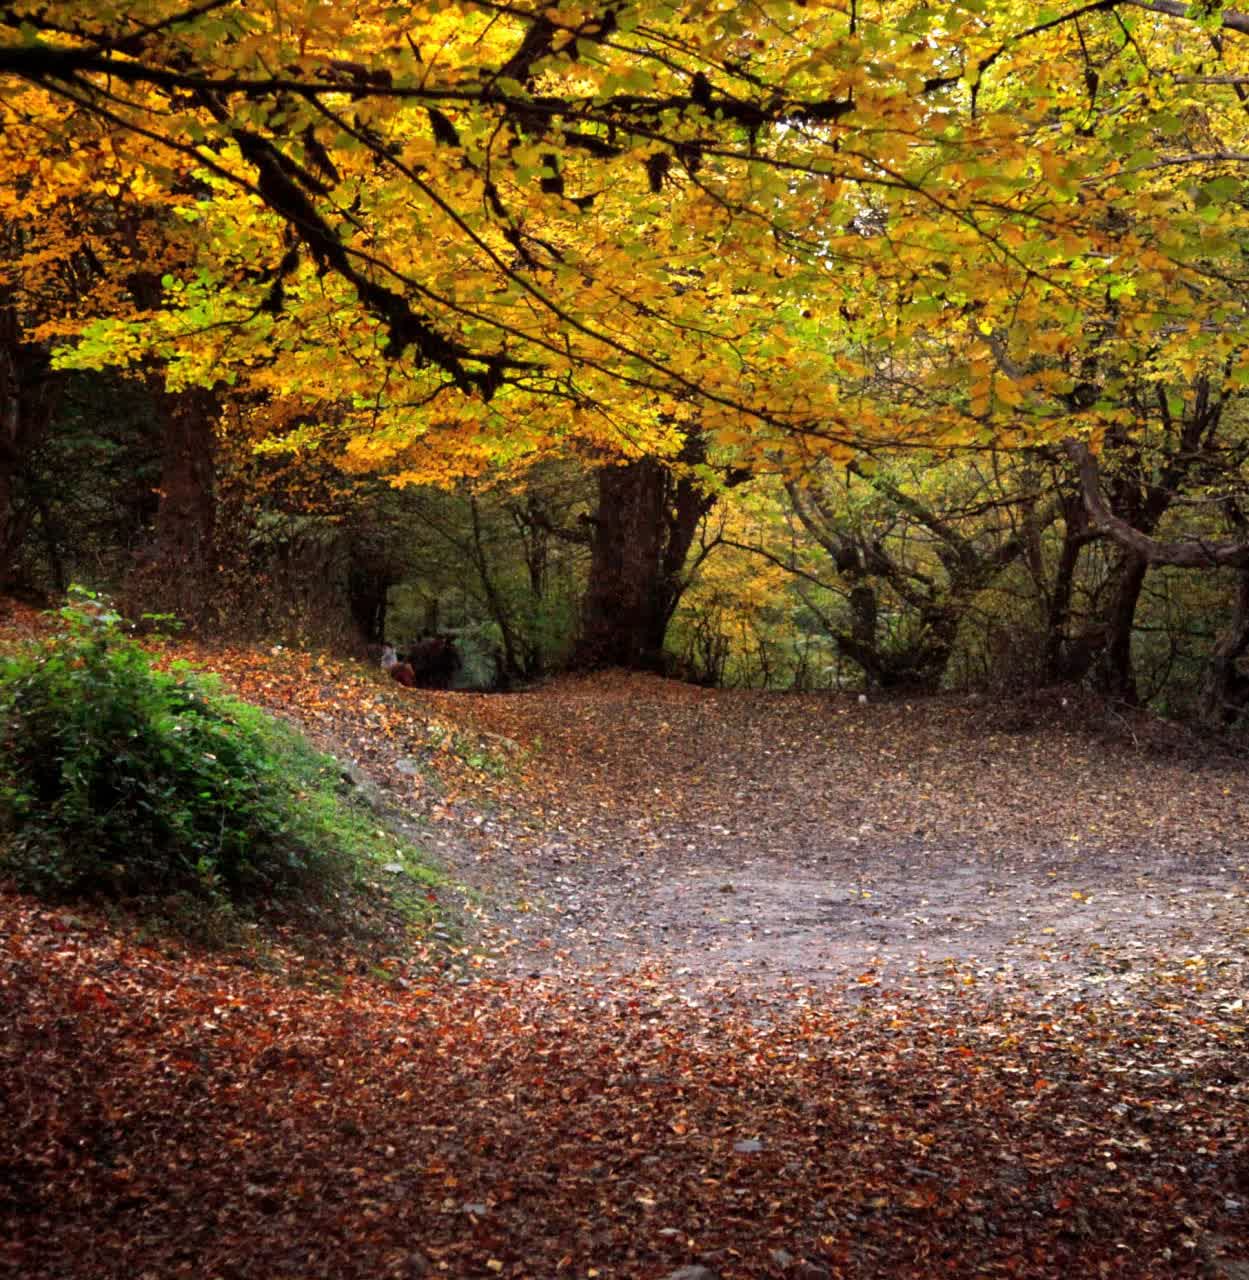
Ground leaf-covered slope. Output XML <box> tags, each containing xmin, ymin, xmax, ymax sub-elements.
<box><xmin>2</xmin><ymin>890</ymin><xmax>1247</xmax><ymax>1280</ymax></box>
<box><xmin>2</xmin><ymin>612</ymin><xmax>1249</xmax><ymax>1278</ymax></box>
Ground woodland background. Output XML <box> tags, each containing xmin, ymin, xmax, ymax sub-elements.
<box><xmin>2</xmin><ymin>0</ymin><xmax>1249</xmax><ymax>721</ymax></box>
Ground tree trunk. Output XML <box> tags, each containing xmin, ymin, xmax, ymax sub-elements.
<box><xmin>154</xmin><ymin>388</ymin><xmax>217</xmax><ymax>570</ymax></box>
<box><xmin>1202</xmin><ymin>570</ymin><xmax>1249</xmax><ymax>725</ymax></box>
<box><xmin>348</xmin><ymin>564</ymin><xmax>391</xmax><ymax>645</ymax></box>
<box><xmin>881</xmin><ymin>605</ymin><xmax>958</xmax><ymax>693</ymax></box>
<box><xmin>469</xmin><ymin>494</ymin><xmax>523</xmax><ymax>677</ymax></box>
<box><xmin>1095</xmin><ymin>551</ymin><xmax>1148</xmax><ymax>703</ymax></box>
<box><xmin>574</xmin><ymin>452</ymin><xmax>715</xmax><ymax>670</ymax></box>
<box><xmin>0</xmin><ymin>304</ymin><xmax>61</xmax><ymax>586</ymax></box>
<box><xmin>1043</xmin><ymin>492</ymin><xmax>1101</xmax><ymax>682</ymax></box>
<box><xmin>848</xmin><ymin>584</ymin><xmax>878</xmax><ymax>686</ymax></box>
<box><xmin>125</xmin><ymin>385</ymin><xmax>218</xmax><ymax>624</ymax></box>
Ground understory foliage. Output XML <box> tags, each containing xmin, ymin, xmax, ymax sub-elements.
<box><xmin>0</xmin><ymin>593</ymin><xmax>369</xmax><ymax>905</ymax></box>
<box><xmin>670</xmin><ymin>444</ymin><xmax>1249</xmax><ymax>718</ymax></box>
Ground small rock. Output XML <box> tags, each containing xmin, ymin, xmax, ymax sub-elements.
<box><xmin>769</xmin><ymin>1248</ymin><xmax>795</xmax><ymax>1268</ymax></box>
<box><xmin>663</xmin><ymin>1268</ymin><xmax>721</xmax><ymax>1280</ymax></box>
<box><xmin>733</xmin><ymin>1138</ymin><xmax>763</xmax><ymax>1154</ymax></box>
<box><xmin>338</xmin><ymin>761</ymin><xmax>384</xmax><ymax>810</ymax></box>
<box><xmin>718</xmin><ymin>883</ymin><xmax>736</xmax><ymax>894</ymax></box>
<box><xmin>462</xmin><ymin>1202</ymin><xmax>488</xmax><ymax>1216</ymax></box>
<box><xmin>382</xmin><ymin>862</ymin><xmax>406</xmax><ymax>873</ymax></box>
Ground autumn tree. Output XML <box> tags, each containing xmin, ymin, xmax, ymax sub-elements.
<box><xmin>3</xmin><ymin>0</ymin><xmax>1249</xmax><ymax>674</ymax></box>
<box><xmin>0</xmin><ymin>66</ymin><xmax>229</xmax><ymax>615</ymax></box>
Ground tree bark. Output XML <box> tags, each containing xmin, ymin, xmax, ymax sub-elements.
<box><xmin>154</xmin><ymin>388</ymin><xmax>217</xmax><ymax>569</ymax></box>
<box><xmin>0</xmin><ymin>304</ymin><xmax>61</xmax><ymax>586</ymax></box>
<box><xmin>124</xmin><ymin>386</ymin><xmax>219</xmax><ymax>623</ymax></box>
<box><xmin>1096</xmin><ymin>550</ymin><xmax>1148</xmax><ymax>702</ymax></box>
<box><xmin>1065</xmin><ymin>433</ymin><xmax>1249</xmax><ymax>703</ymax></box>
<box><xmin>575</xmin><ymin>448</ymin><xmax>717</xmax><ymax>670</ymax></box>
<box><xmin>1066</xmin><ymin>439</ymin><xmax>1249</xmax><ymax>568</ymax></box>
<box><xmin>1202</xmin><ymin>569</ymin><xmax>1249</xmax><ymax>725</ymax></box>
<box><xmin>1042</xmin><ymin>491</ymin><xmax>1100</xmax><ymax>682</ymax></box>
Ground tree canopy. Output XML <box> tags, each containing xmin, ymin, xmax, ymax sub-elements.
<box><xmin>4</xmin><ymin>0</ymin><xmax>1249</xmax><ymax>484</ymax></box>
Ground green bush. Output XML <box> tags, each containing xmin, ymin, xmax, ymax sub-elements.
<box><xmin>0</xmin><ymin>593</ymin><xmax>354</xmax><ymax>904</ymax></box>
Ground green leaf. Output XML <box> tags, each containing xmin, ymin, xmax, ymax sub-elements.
<box><xmin>1201</xmin><ymin>175</ymin><xmax>1240</xmax><ymax>204</ymax></box>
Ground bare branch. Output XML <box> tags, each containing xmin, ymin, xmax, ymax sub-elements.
<box><xmin>1065</xmin><ymin>439</ymin><xmax>1249</xmax><ymax>567</ymax></box>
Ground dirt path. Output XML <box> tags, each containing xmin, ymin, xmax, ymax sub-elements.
<box><xmin>418</xmin><ymin>673</ymin><xmax>1249</xmax><ymax>1001</ymax></box>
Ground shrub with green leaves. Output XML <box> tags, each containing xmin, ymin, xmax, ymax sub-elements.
<box><xmin>0</xmin><ymin>593</ymin><xmax>352</xmax><ymax>904</ymax></box>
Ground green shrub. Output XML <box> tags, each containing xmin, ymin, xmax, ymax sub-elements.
<box><xmin>0</xmin><ymin>592</ymin><xmax>355</xmax><ymax>905</ymax></box>
<box><xmin>451</xmin><ymin>620</ymin><xmax>504</xmax><ymax>690</ymax></box>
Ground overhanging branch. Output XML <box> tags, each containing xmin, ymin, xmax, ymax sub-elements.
<box><xmin>1065</xmin><ymin>439</ymin><xmax>1249</xmax><ymax>568</ymax></box>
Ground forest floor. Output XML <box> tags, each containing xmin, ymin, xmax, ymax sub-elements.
<box><xmin>4</xmin><ymin>614</ymin><xmax>1249</xmax><ymax>1279</ymax></box>
<box><xmin>414</xmin><ymin>672</ymin><xmax>1249</xmax><ymax>1006</ymax></box>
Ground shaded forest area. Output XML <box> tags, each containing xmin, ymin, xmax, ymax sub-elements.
<box><xmin>5</xmin><ymin>364</ymin><xmax>1249</xmax><ymax>727</ymax></box>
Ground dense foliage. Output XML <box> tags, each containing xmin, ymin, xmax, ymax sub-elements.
<box><xmin>2</xmin><ymin>1</ymin><xmax>1249</xmax><ymax>715</ymax></box>
<box><xmin>0</xmin><ymin>595</ymin><xmax>383</xmax><ymax>905</ymax></box>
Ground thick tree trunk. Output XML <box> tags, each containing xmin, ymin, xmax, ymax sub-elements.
<box><xmin>1066</xmin><ymin>436</ymin><xmax>1249</xmax><ymax>711</ymax></box>
<box><xmin>575</xmin><ymin>452</ymin><xmax>715</xmax><ymax>670</ymax></box>
<box><xmin>848</xmin><ymin>584</ymin><xmax>878</xmax><ymax>686</ymax></box>
<box><xmin>576</xmin><ymin>459</ymin><xmax>669</xmax><ymax>668</ymax></box>
<box><xmin>1039</xmin><ymin>491</ymin><xmax>1119</xmax><ymax>685</ymax></box>
<box><xmin>125</xmin><ymin>386</ymin><xmax>218</xmax><ymax>623</ymax></box>
<box><xmin>154</xmin><ymin>388</ymin><xmax>217</xmax><ymax>572</ymax></box>
<box><xmin>1095</xmin><ymin>551</ymin><xmax>1148</xmax><ymax>703</ymax></box>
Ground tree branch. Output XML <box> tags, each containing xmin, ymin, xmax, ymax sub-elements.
<box><xmin>1065</xmin><ymin>439</ymin><xmax>1249</xmax><ymax>567</ymax></box>
<box><xmin>1124</xmin><ymin>0</ymin><xmax>1249</xmax><ymax>35</ymax></box>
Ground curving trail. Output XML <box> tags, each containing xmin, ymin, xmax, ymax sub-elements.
<box><xmin>427</xmin><ymin>672</ymin><xmax>1249</xmax><ymax>1003</ymax></box>
<box><xmin>5</xmin><ymin>625</ymin><xmax>1249</xmax><ymax>1280</ymax></box>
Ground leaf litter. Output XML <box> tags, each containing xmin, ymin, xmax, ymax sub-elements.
<box><xmin>2</xmin><ymin>627</ymin><xmax>1248</xmax><ymax>1279</ymax></box>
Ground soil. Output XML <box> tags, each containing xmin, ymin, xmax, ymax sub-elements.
<box><xmin>403</xmin><ymin>672</ymin><xmax>1249</xmax><ymax>1002</ymax></box>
